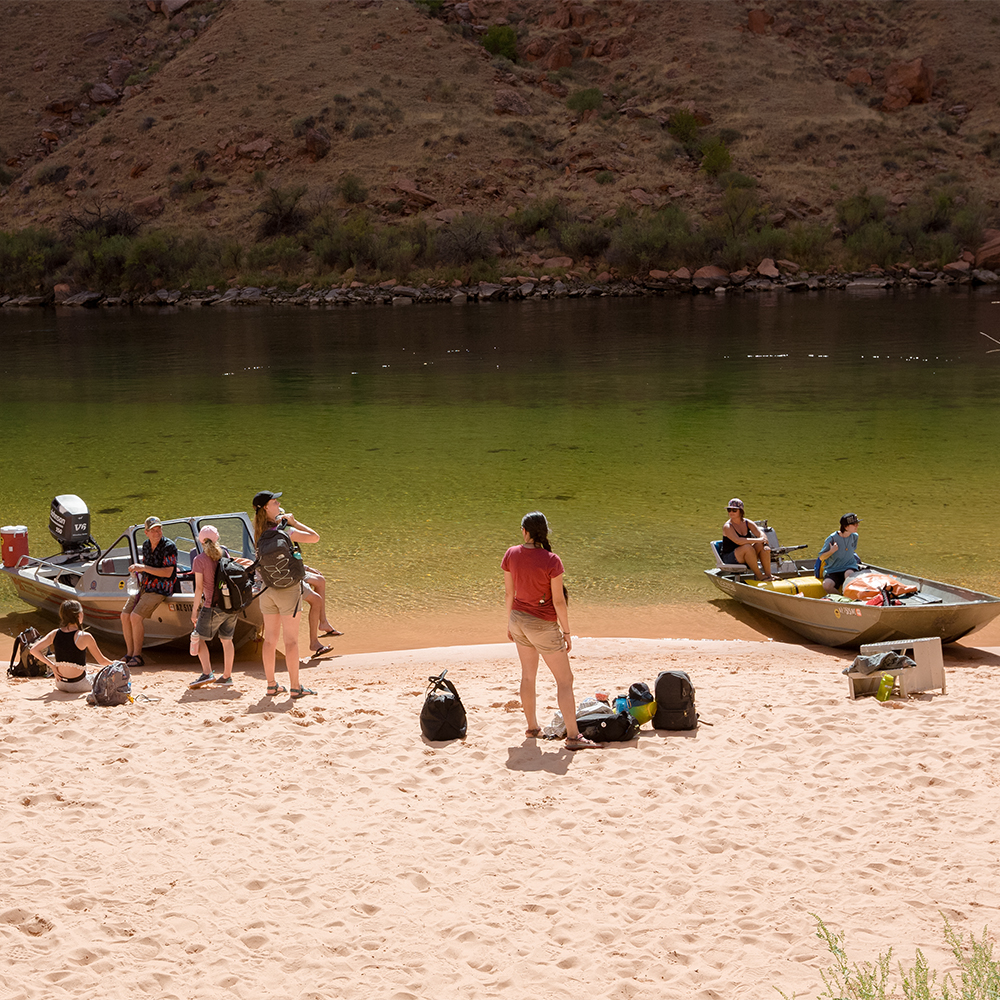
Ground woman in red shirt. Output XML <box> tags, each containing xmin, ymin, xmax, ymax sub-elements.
<box><xmin>502</xmin><ymin>511</ymin><xmax>601</xmax><ymax>751</ymax></box>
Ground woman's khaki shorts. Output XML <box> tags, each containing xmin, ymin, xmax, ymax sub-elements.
<box><xmin>259</xmin><ymin>582</ymin><xmax>302</xmax><ymax>618</ymax></box>
<box><xmin>508</xmin><ymin>610</ymin><xmax>566</xmax><ymax>653</ymax></box>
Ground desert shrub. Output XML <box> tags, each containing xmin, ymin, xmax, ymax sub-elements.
<box><xmin>121</xmin><ymin>231</ymin><xmax>208</xmax><ymax>291</ymax></box>
<box><xmin>605</xmin><ymin>205</ymin><xmax>698</xmax><ymax>273</ymax></box>
<box><xmin>786</xmin><ymin>222</ymin><xmax>835</xmax><ymax>270</ymax></box>
<box><xmin>718</xmin><ymin>170</ymin><xmax>756</xmax><ymax>189</ymax></box>
<box><xmin>69</xmin><ymin>230</ymin><xmax>133</xmax><ymax>290</ymax></box>
<box><xmin>511</xmin><ymin>198</ymin><xmax>569</xmax><ymax>237</ymax></box>
<box><xmin>558</xmin><ymin>220</ymin><xmax>612</xmax><ymax>259</ymax></box>
<box><xmin>63</xmin><ymin>203</ymin><xmax>141</xmax><ymax>239</ymax></box>
<box><xmin>0</xmin><ymin>227</ymin><xmax>70</xmax><ymax>293</ymax></box>
<box><xmin>35</xmin><ymin>163</ymin><xmax>70</xmax><ymax>187</ymax></box>
<box><xmin>255</xmin><ymin>184</ymin><xmax>308</xmax><ymax>238</ymax></box>
<box><xmin>482</xmin><ymin>25</ymin><xmax>517</xmax><ymax>61</ymax></box>
<box><xmin>0</xmin><ymin>165</ymin><xmax>15</xmax><ymax>186</ymax></box>
<box><xmin>351</xmin><ymin>120</ymin><xmax>374</xmax><ymax>140</ymax></box>
<box><xmin>835</xmin><ymin>190</ymin><xmax>888</xmax><ymax>234</ymax></box>
<box><xmin>667</xmin><ymin>109</ymin><xmax>700</xmax><ymax>145</ymax></box>
<box><xmin>245</xmin><ymin>234</ymin><xmax>308</xmax><ymax>276</ymax></box>
<box><xmin>700</xmin><ymin>136</ymin><xmax>732</xmax><ymax>177</ymax></box>
<box><xmin>338</xmin><ymin>173</ymin><xmax>368</xmax><ymax>204</ymax></box>
<box><xmin>951</xmin><ymin>203</ymin><xmax>988</xmax><ymax>249</ymax></box>
<box><xmin>435</xmin><ymin>215</ymin><xmax>498</xmax><ymax>265</ymax></box>
<box><xmin>566</xmin><ymin>87</ymin><xmax>602</xmax><ymax>113</ymax></box>
<box><xmin>778</xmin><ymin>917</ymin><xmax>1000</xmax><ymax>1000</ymax></box>
<box><xmin>595</xmin><ymin>170</ymin><xmax>614</xmax><ymax>185</ymax></box>
<box><xmin>844</xmin><ymin>220</ymin><xmax>902</xmax><ymax>268</ymax></box>
<box><xmin>719</xmin><ymin>186</ymin><xmax>762</xmax><ymax>237</ymax></box>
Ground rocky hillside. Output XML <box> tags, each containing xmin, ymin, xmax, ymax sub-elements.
<box><xmin>2</xmin><ymin>0</ymin><xmax>1000</xmax><ymax>268</ymax></box>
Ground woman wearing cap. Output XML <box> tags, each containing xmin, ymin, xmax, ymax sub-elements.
<box><xmin>720</xmin><ymin>498</ymin><xmax>772</xmax><ymax>581</ymax></box>
<box><xmin>252</xmin><ymin>490</ymin><xmax>320</xmax><ymax>699</ymax></box>
<box><xmin>30</xmin><ymin>599</ymin><xmax>114</xmax><ymax>693</ymax></box>
<box><xmin>502</xmin><ymin>511</ymin><xmax>601</xmax><ymax>751</ymax></box>
<box><xmin>818</xmin><ymin>513</ymin><xmax>862</xmax><ymax>593</ymax></box>
<box><xmin>188</xmin><ymin>525</ymin><xmax>239</xmax><ymax>689</ymax></box>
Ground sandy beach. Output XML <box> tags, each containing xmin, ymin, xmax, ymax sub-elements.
<box><xmin>4</xmin><ymin>624</ymin><xmax>1000</xmax><ymax>1000</ymax></box>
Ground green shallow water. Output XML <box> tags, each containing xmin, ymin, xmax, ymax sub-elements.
<box><xmin>2</xmin><ymin>290</ymin><xmax>1000</xmax><ymax>624</ymax></box>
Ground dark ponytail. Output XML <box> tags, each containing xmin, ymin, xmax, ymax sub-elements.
<box><xmin>521</xmin><ymin>511</ymin><xmax>552</xmax><ymax>552</ymax></box>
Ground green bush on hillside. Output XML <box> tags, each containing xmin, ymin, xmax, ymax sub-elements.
<box><xmin>700</xmin><ymin>136</ymin><xmax>732</xmax><ymax>177</ymax></box>
<box><xmin>836</xmin><ymin>190</ymin><xmax>888</xmax><ymax>235</ymax></box>
<box><xmin>482</xmin><ymin>25</ymin><xmax>517</xmax><ymax>61</ymax></box>
<box><xmin>558</xmin><ymin>221</ymin><xmax>612</xmax><ymax>259</ymax></box>
<box><xmin>844</xmin><ymin>220</ymin><xmax>903</xmax><ymax>269</ymax></box>
<box><xmin>566</xmin><ymin>88</ymin><xmax>603</xmax><ymax>113</ymax></box>
<box><xmin>667</xmin><ymin>109</ymin><xmax>700</xmax><ymax>145</ymax></box>
<box><xmin>435</xmin><ymin>215</ymin><xmax>497</xmax><ymax>265</ymax></box>
<box><xmin>605</xmin><ymin>205</ymin><xmax>700</xmax><ymax>273</ymax></box>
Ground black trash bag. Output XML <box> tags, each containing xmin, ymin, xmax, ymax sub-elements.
<box><xmin>419</xmin><ymin>669</ymin><xmax>467</xmax><ymax>741</ymax></box>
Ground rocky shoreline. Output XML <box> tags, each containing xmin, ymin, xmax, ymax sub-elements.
<box><xmin>3</xmin><ymin>263</ymin><xmax>998</xmax><ymax>310</ymax></box>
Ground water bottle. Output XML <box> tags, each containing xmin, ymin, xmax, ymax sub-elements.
<box><xmin>189</xmin><ymin>630</ymin><xmax>199</xmax><ymax>656</ymax></box>
<box><xmin>875</xmin><ymin>673</ymin><xmax>895</xmax><ymax>701</ymax></box>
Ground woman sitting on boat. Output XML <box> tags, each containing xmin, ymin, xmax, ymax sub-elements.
<box><xmin>818</xmin><ymin>513</ymin><xmax>862</xmax><ymax>593</ymax></box>
<box><xmin>29</xmin><ymin>599</ymin><xmax>114</xmax><ymax>693</ymax></box>
<box><xmin>720</xmin><ymin>498</ymin><xmax>773</xmax><ymax>581</ymax></box>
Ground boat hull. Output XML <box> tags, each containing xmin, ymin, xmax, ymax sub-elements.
<box><xmin>706</xmin><ymin>562</ymin><xmax>1000</xmax><ymax>647</ymax></box>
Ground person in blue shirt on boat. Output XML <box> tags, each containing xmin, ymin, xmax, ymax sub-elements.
<box><xmin>818</xmin><ymin>513</ymin><xmax>862</xmax><ymax>593</ymax></box>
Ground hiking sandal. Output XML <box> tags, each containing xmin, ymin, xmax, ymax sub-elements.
<box><xmin>565</xmin><ymin>734</ymin><xmax>603</xmax><ymax>751</ymax></box>
<box><xmin>265</xmin><ymin>683</ymin><xmax>287</xmax><ymax>697</ymax></box>
<box><xmin>290</xmin><ymin>686</ymin><xmax>316</xmax><ymax>699</ymax></box>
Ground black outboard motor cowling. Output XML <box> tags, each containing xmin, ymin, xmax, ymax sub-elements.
<box><xmin>49</xmin><ymin>494</ymin><xmax>93</xmax><ymax>552</ymax></box>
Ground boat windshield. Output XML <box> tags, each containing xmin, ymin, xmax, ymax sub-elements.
<box><xmin>97</xmin><ymin>533</ymin><xmax>134</xmax><ymax>576</ymax></box>
<box><xmin>195</xmin><ymin>516</ymin><xmax>255</xmax><ymax>561</ymax></box>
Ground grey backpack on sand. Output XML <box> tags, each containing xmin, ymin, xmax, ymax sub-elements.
<box><xmin>89</xmin><ymin>661</ymin><xmax>131</xmax><ymax>706</ymax></box>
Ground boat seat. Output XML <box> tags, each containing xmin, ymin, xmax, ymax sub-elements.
<box><xmin>856</xmin><ymin>637</ymin><xmax>945</xmax><ymax>697</ymax></box>
<box><xmin>711</xmin><ymin>540</ymin><xmax>750</xmax><ymax>575</ymax></box>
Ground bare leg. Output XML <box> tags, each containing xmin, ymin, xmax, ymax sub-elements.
<box><xmin>303</xmin><ymin>586</ymin><xmax>322</xmax><ymax>650</ymax></box>
<box><xmin>306</xmin><ymin>571</ymin><xmax>338</xmax><ymax>633</ymax></box>
<box><xmin>516</xmin><ymin>644</ymin><xmax>541</xmax><ymax>733</ymax></box>
<box><xmin>540</xmin><ymin>648</ymin><xmax>579</xmax><ymax>740</ymax></box>
<box><xmin>220</xmin><ymin>637</ymin><xmax>234</xmax><ymax>679</ymax></box>
<box><xmin>129</xmin><ymin>613</ymin><xmax>146</xmax><ymax>656</ymax></box>
<box><xmin>281</xmin><ymin>612</ymin><xmax>302</xmax><ymax>690</ymax></box>
<box><xmin>261</xmin><ymin>613</ymin><xmax>280</xmax><ymax>686</ymax></box>
<box><xmin>196</xmin><ymin>637</ymin><xmax>212</xmax><ymax>676</ymax></box>
<box><xmin>120</xmin><ymin>611</ymin><xmax>136</xmax><ymax>657</ymax></box>
<box><xmin>736</xmin><ymin>543</ymin><xmax>764</xmax><ymax>580</ymax></box>
<box><xmin>756</xmin><ymin>542</ymin><xmax>773</xmax><ymax>579</ymax></box>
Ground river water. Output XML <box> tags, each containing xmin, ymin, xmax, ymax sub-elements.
<box><xmin>2</xmin><ymin>288</ymin><xmax>999</xmax><ymax>650</ymax></box>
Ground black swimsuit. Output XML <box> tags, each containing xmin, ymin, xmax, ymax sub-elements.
<box><xmin>52</xmin><ymin>628</ymin><xmax>87</xmax><ymax>683</ymax></box>
<box><xmin>720</xmin><ymin>521</ymin><xmax>753</xmax><ymax>558</ymax></box>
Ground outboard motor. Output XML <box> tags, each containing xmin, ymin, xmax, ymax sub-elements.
<box><xmin>49</xmin><ymin>494</ymin><xmax>99</xmax><ymax>557</ymax></box>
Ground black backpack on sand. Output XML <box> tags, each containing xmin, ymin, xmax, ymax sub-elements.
<box><xmin>652</xmin><ymin>670</ymin><xmax>698</xmax><ymax>730</ymax></box>
<box><xmin>577</xmin><ymin>710</ymin><xmax>640</xmax><ymax>743</ymax></box>
<box><xmin>7</xmin><ymin>626</ymin><xmax>46</xmax><ymax>678</ymax></box>
<box><xmin>420</xmin><ymin>670</ymin><xmax>467</xmax><ymax>741</ymax></box>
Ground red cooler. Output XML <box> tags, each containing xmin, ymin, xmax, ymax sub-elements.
<box><xmin>2</xmin><ymin>525</ymin><xmax>29</xmax><ymax>567</ymax></box>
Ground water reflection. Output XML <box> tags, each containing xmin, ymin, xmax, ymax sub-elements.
<box><xmin>2</xmin><ymin>289</ymin><xmax>999</xmax><ymax>623</ymax></box>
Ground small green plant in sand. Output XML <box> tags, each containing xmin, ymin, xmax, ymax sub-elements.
<box><xmin>777</xmin><ymin>916</ymin><xmax>1000</xmax><ymax>1000</ymax></box>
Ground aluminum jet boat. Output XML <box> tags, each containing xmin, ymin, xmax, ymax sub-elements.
<box><xmin>1</xmin><ymin>495</ymin><xmax>263</xmax><ymax>649</ymax></box>
<box><xmin>706</xmin><ymin>521</ymin><xmax>1000</xmax><ymax>647</ymax></box>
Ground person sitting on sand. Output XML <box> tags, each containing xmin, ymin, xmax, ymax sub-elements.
<box><xmin>253</xmin><ymin>490</ymin><xmax>320</xmax><ymax>699</ymax></box>
<box><xmin>818</xmin><ymin>513</ymin><xmax>862</xmax><ymax>593</ymax></box>
<box><xmin>720</xmin><ymin>498</ymin><xmax>773</xmax><ymax>580</ymax></box>
<box><xmin>188</xmin><ymin>525</ymin><xmax>240</xmax><ymax>689</ymax></box>
<box><xmin>501</xmin><ymin>511</ymin><xmax>601</xmax><ymax>752</ymax></box>
<box><xmin>30</xmin><ymin>599</ymin><xmax>114</xmax><ymax>693</ymax></box>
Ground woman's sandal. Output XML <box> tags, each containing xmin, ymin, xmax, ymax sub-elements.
<box><xmin>525</xmin><ymin>728</ymin><xmax>543</xmax><ymax>738</ymax></box>
<box><xmin>565</xmin><ymin>734</ymin><xmax>603</xmax><ymax>751</ymax></box>
<box><xmin>290</xmin><ymin>686</ymin><xmax>317</xmax><ymax>699</ymax></box>
<box><xmin>265</xmin><ymin>683</ymin><xmax>287</xmax><ymax>697</ymax></box>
